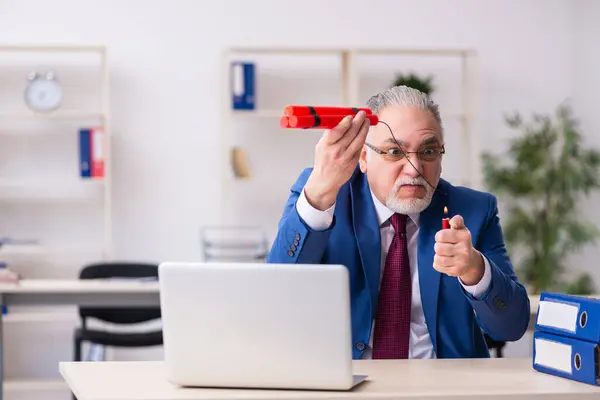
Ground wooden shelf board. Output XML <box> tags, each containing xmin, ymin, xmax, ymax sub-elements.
<box><xmin>0</xmin><ymin>130</ymin><xmax>89</xmax><ymax>137</ymax></box>
<box><xmin>0</xmin><ymin>111</ymin><xmax>105</xmax><ymax>120</ymax></box>
<box><xmin>226</xmin><ymin>47</ymin><xmax>345</xmax><ymax>55</ymax></box>
<box><xmin>0</xmin><ymin>44</ymin><xmax>105</xmax><ymax>53</ymax></box>
<box><xmin>356</xmin><ymin>48</ymin><xmax>476</xmax><ymax>56</ymax></box>
<box><xmin>225</xmin><ymin>47</ymin><xmax>476</xmax><ymax>56</ymax></box>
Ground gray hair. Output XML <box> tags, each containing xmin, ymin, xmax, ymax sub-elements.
<box><xmin>365</xmin><ymin>85</ymin><xmax>443</xmax><ymax>132</ymax></box>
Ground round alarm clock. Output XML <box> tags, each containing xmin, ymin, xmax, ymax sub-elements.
<box><xmin>24</xmin><ymin>70</ymin><xmax>63</xmax><ymax>112</ymax></box>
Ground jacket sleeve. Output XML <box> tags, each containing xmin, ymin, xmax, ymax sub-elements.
<box><xmin>461</xmin><ymin>194</ymin><xmax>531</xmax><ymax>342</ymax></box>
<box><xmin>266</xmin><ymin>168</ymin><xmax>335</xmax><ymax>264</ymax></box>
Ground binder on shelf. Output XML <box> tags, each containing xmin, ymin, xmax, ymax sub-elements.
<box><xmin>533</xmin><ymin>330</ymin><xmax>599</xmax><ymax>386</ymax></box>
<box><xmin>91</xmin><ymin>127</ymin><xmax>105</xmax><ymax>178</ymax></box>
<box><xmin>79</xmin><ymin>128</ymin><xmax>91</xmax><ymax>178</ymax></box>
<box><xmin>0</xmin><ymin>262</ymin><xmax>8</xmax><ymax>314</ymax></box>
<box><xmin>535</xmin><ymin>292</ymin><xmax>600</xmax><ymax>343</ymax></box>
<box><xmin>230</xmin><ymin>61</ymin><xmax>255</xmax><ymax>110</ymax></box>
<box><xmin>79</xmin><ymin>127</ymin><xmax>105</xmax><ymax>179</ymax></box>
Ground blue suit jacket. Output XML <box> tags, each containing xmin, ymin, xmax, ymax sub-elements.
<box><xmin>266</xmin><ymin>167</ymin><xmax>531</xmax><ymax>359</ymax></box>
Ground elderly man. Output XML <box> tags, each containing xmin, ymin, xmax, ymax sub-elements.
<box><xmin>266</xmin><ymin>86</ymin><xmax>530</xmax><ymax>360</ymax></box>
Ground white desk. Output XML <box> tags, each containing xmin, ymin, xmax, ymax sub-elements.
<box><xmin>0</xmin><ymin>279</ymin><xmax>160</xmax><ymax>400</ymax></box>
<box><xmin>0</xmin><ymin>279</ymin><xmax>160</xmax><ymax>306</ymax></box>
<box><xmin>59</xmin><ymin>358</ymin><xmax>600</xmax><ymax>400</ymax></box>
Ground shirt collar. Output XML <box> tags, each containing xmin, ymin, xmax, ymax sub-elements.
<box><xmin>370</xmin><ymin>190</ymin><xmax>420</xmax><ymax>227</ymax></box>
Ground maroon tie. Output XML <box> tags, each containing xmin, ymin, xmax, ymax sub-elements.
<box><xmin>372</xmin><ymin>213</ymin><xmax>412</xmax><ymax>359</ymax></box>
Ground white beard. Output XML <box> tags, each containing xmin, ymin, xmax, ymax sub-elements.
<box><xmin>385</xmin><ymin>176</ymin><xmax>435</xmax><ymax>214</ymax></box>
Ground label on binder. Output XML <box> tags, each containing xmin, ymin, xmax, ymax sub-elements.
<box><xmin>532</xmin><ymin>330</ymin><xmax>600</xmax><ymax>386</ymax></box>
<box><xmin>534</xmin><ymin>337</ymin><xmax>573</xmax><ymax>374</ymax></box>
<box><xmin>537</xmin><ymin>299</ymin><xmax>579</xmax><ymax>333</ymax></box>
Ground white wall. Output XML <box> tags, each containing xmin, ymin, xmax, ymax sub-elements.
<box><xmin>0</xmin><ymin>0</ymin><xmax>597</xmax><ymax>392</ymax></box>
<box><xmin>0</xmin><ymin>0</ymin><xmax>576</xmax><ymax>262</ymax></box>
<box><xmin>569</xmin><ymin>0</ymin><xmax>600</xmax><ymax>288</ymax></box>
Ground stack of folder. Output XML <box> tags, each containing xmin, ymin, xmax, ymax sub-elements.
<box><xmin>532</xmin><ymin>292</ymin><xmax>599</xmax><ymax>386</ymax></box>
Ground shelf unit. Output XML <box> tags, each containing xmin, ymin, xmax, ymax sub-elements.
<box><xmin>0</xmin><ymin>44</ymin><xmax>111</xmax><ymax>398</ymax></box>
<box><xmin>0</xmin><ymin>44</ymin><xmax>111</xmax><ymax>258</ymax></box>
<box><xmin>219</xmin><ymin>47</ymin><xmax>479</xmax><ymax>239</ymax></box>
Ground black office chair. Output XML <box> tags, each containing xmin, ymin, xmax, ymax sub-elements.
<box><xmin>73</xmin><ymin>262</ymin><xmax>163</xmax><ymax>362</ymax></box>
<box><xmin>484</xmin><ymin>333</ymin><xmax>506</xmax><ymax>358</ymax></box>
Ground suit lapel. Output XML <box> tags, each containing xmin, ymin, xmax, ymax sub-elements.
<box><xmin>349</xmin><ymin>170</ymin><xmax>381</xmax><ymax>317</ymax></box>
<box><xmin>417</xmin><ymin>180</ymin><xmax>448</xmax><ymax>355</ymax></box>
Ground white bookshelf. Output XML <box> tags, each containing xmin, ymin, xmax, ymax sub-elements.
<box><xmin>0</xmin><ymin>44</ymin><xmax>111</xmax><ymax>398</ymax></box>
<box><xmin>219</xmin><ymin>47</ymin><xmax>479</xmax><ymax>239</ymax></box>
<box><xmin>0</xmin><ymin>42</ymin><xmax>111</xmax><ymax>253</ymax></box>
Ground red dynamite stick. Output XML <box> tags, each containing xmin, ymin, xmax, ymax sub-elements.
<box><xmin>287</xmin><ymin>114</ymin><xmax>379</xmax><ymax>129</ymax></box>
<box><xmin>280</xmin><ymin>116</ymin><xmax>290</xmax><ymax>128</ymax></box>
<box><xmin>442</xmin><ymin>206</ymin><xmax>450</xmax><ymax>229</ymax></box>
<box><xmin>283</xmin><ymin>105</ymin><xmax>373</xmax><ymax>117</ymax></box>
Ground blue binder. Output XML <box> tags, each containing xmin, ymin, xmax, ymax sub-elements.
<box><xmin>230</xmin><ymin>61</ymin><xmax>255</xmax><ymax>110</ymax></box>
<box><xmin>79</xmin><ymin>128</ymin><xmax>91</xmax><ymax>178</ymax></box>
<box><xmin>533</xmin><ymin>331</ymin><xmax>599</xmax><ymax>386</ymax></box>
<box><xmin>535</xmin><ymin>292</ymin><xmax>600</xmax><ymax>343</ymax></box>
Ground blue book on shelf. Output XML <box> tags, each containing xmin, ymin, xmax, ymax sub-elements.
<box><xmin>0</xmin><ymin>262</ymin><xmax>7</xmax><ymax>314</ymax></box>
<box><xmin>533</xmin><ymin>330</ymin><xmax>599</xmax><ymax>386</ymax></box>
<box><xmin>535</xmin><ymin>292</ymin><xmax>600</xmax><ymax>344</ymax></box>
<box><xmin>79</xmin><ymin>128</ymin><xmax>91</xmax><ymax>178</ymax></box>
<box><xmin>230</xmin><ymin>61</ymin><xmax>255</xmax><ymax>110</ymax></box>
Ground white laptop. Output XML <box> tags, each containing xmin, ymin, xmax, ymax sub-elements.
<box><xmin>158</xmin><ymin>261</ymin><xmax>367</xmax><ymax>391</ymax></box>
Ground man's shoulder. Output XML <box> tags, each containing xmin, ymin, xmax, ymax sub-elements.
<box><xmin>298</xmin><ymin>167</ymin><xmax>314</xmax><ymax>181</ymax></box>
<box><xmin>291</xmin><ymin>167</ymin><xmax>314</xmax><ymax>191</ymax></box>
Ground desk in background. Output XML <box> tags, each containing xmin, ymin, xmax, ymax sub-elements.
<box><xmin>60</xmin><ymin>358</ymin><xmax>600</xmax><ymax>400</ymax></box>
<box><xmin>0</xmin><ymin>279</ymin><xmax>160</xmax><ymax>400</ymax></box>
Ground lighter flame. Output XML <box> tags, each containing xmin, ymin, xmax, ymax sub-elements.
<box><xmin>444</xmin><ymin>206</ymin><xmax>448</xmax><ymax>215</ymax></box>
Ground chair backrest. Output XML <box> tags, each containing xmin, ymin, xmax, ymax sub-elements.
<box><xmin>79</xmin><ymin>262</ymin><xmax>161</xmax><ymax>325</ymax></box>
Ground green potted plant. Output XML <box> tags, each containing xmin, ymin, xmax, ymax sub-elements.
<box><xmin>392</xmin><ymin>73</ymin><xmax>435</xmax><ymax>94</ymax></box>
<box><xmin>481</xmin><ymin>103</ymin><xmax>600</xmax><ymax>295</ymax></box>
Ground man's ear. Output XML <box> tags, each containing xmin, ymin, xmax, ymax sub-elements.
<box><xmin>359</xmin><ymin>147</ymin><xmax>368</xmax><ymax>173</ymax></box>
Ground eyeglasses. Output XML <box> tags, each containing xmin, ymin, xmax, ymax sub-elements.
<box><xmin>365</xmin><ymin>120</ymin><xmax>446</xmax><ymax>163</ymax></box>
<box><xmin>365</xmin><ymin>142</ymin><xmax>445</xmax><ymax>162</ymax></box>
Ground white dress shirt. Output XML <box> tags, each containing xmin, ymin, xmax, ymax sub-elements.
<box><xmin>295</xmin><ymin>188</ymin><xmax>492</xmax><ymax>359</ymax></box>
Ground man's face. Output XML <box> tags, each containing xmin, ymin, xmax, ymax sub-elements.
<box><xmin>359</xmin><ymin>105</ymin><xmax>444</xmax><ymax>214</ymax></box>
